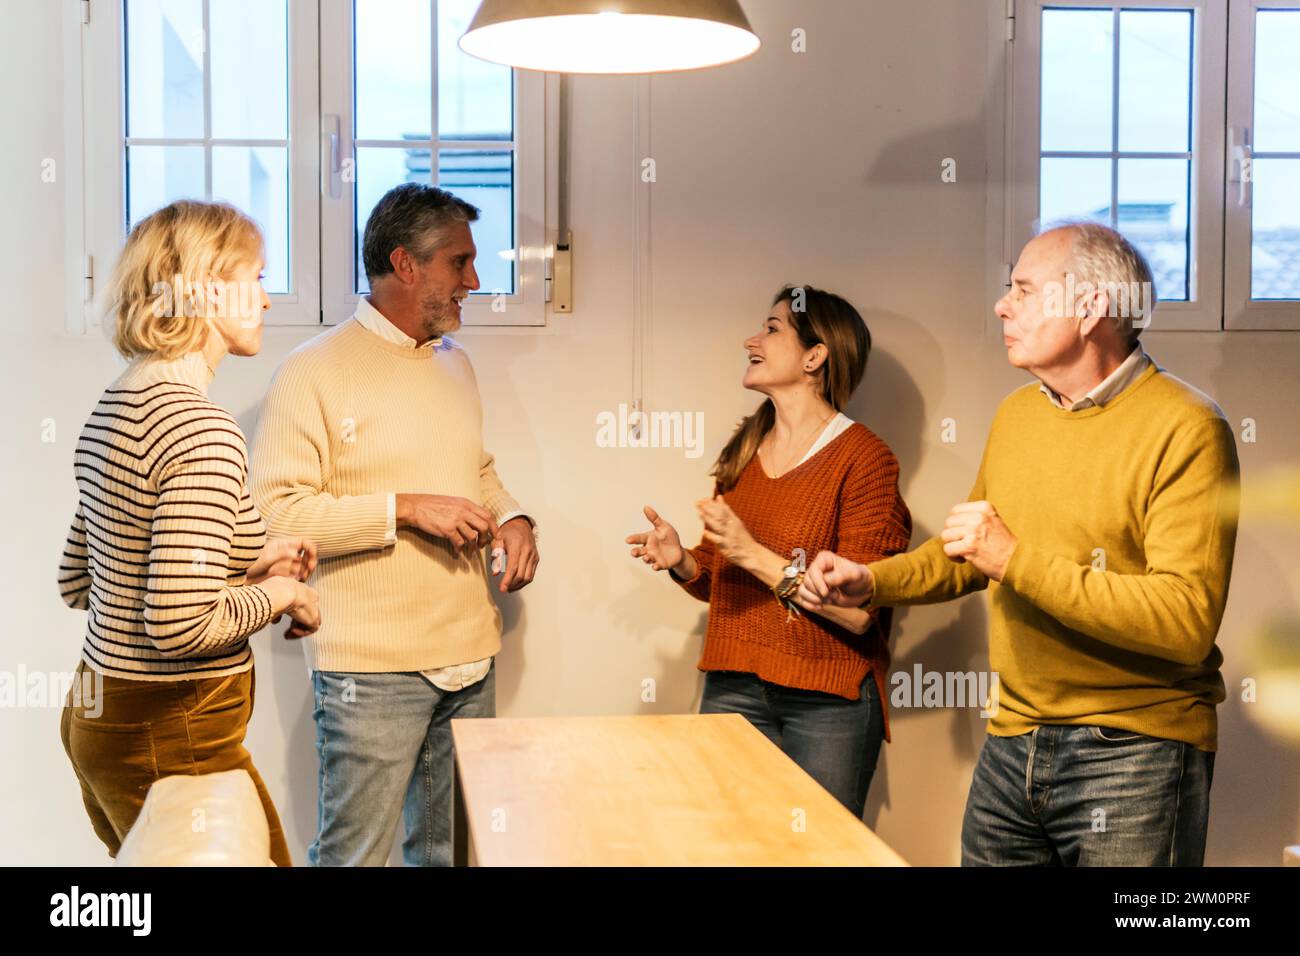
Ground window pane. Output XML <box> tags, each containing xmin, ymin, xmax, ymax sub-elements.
<box><xmin>1118</xmin><ymin>159</ymin><xmax>1189</xmax><ymax>302</ymax></box>
<box><xmin>213</xmin><ymin>147</ymin><xmax>290</xmax><ymax>294</ymax></box>
<box><xmin>438</xmin><ymin>0</ymin><xmax>512</xmax><ymax>140</ymax></box>
<box><xmin>125</xmin><ymin>0</ymin><xmax>204</xmax><ymax>139</ymax></box>
<box><xmin>1254</xmin><ymin>11</ymin><xmax>1300</xmax><ymax>153</ymax></box>
<box><xmin>1118</xmin><ymin>10</ymin><xmax>1192</xmax><ymax>153</ymax></box>
<box><xmin>1040</xmin><ymin>157</ymin><xmax>1111</xmax><ymax>227</ymax></box>
<box><xmin>439</xmin><ymin>150</ymin><xmax>515</xmax><ymax>296</ymax></box>
<box><xmin>1041</xmin><ymin>9</ymin><xmax>1113</xmax><ymax>151</ymax></box>
<box><xmin>1252</xmin><ymin>159</ymin><xmax>1300</xmax><ymax>300</ymax></box>
<box><xmin>355</xmin><ymin>0</ymin><xmax>432</xmax><ymax>141</ymax></box>
<box><xmin>354</xmin><ymin>146</ymin><xmax>430</xmax><ymax>293</ymax></box>
<box><xmin>210</xmin><ymin>0</ymin><xmax>288</xmax><ymax>140</ymax></box>
<box><xmin>125</xmin><ymin>145</ymin><xmax>205</xmax><ymax>228</ymax></box>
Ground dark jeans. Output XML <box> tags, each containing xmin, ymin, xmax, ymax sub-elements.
<box><xmin>699</xmin><ymin>669</ymin><xmax>884</xmax><ymax>818</ymax></box>
<box><xmin>961</xmin><ymin>724</ymin><xmax>1215</xmax><ymax>866</ymax></box>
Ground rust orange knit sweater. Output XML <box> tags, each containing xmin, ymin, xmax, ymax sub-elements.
<box><xmin>673</xmin><ymin>423</ymin><xmax>913</xmax><ymax>741</ymax></box>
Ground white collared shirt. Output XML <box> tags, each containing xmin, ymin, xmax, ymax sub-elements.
<box><xmin>351</xmin><ymin>296</ymin><xmax>529</xmax><ymax>692</ymax></box>
<box><xmin>1038</xmin><ymin>346</ymin><xmax>1151</xmax><ymax>411</ymax></box>
<box><xmin>354</xmin><ymin>294</ymin><xmax>443</xmax><ymax>351</ymax></box>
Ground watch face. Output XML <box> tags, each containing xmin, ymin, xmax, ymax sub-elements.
<box><xmin>784</xmin><ymin>566</ymin><xmax>798</xmax><ymax>578</ymax></box>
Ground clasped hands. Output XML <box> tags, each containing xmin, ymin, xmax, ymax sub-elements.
<box><xmin>628</xmin><ymin>494</ymin><xmax>1017</xmax><ymax>608</ymax></box>
<box><xmin>397</xmin><ymin>493</ymin><xmax>538</xmax><ymax>593</ymax></box>
<box><xmin>245</xmin><ymin>536</ymin><xmax>319</xmax><ymax>640</ymax></box>
<box><xmin>797</xmin><ymin>500</ymin><xmax>1017</xmax><ymax>610</ymax></box>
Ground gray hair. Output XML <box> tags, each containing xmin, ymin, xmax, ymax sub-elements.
<box><xmin>362</xmin><ymin>182</ymin><xmax>479</xmax><ymax>283</ymax></box>
<box><xmin>1040</xmin><ymin>220</ymin><xmax>1158</xmax><ymax>347</ymax></box>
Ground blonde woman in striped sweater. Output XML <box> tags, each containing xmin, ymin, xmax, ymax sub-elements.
<box><xmin>57</xmin><ymin>200</ymin><xmax>319</xmax><ymax>866</ymax></box>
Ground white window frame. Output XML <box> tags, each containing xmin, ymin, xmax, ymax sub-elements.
<box><xmin>68</xmin><ymin>0</ymin><xmax>550</xmax><ymax>333</ymax></box>
<box><xmin>1008</xmin><ymin>0</ymin><xmax>1227</xmax><ymax>332</ymax></box>
<box><xmin>1225</xmin><ymin>0</ymin><xmax>1300</xmax><ymax>330</ymax></box>
<box><xmin>318</xmin><ymin>0</ymin><xmax>547</xmax><ymax>328</ymax></box>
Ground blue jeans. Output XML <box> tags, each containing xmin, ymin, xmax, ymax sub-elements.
<box><xmin>699</xmin><ymin>669</ymin><xmax>884</xmax><ymax>817</ymax></box>
<box><xmin>307</xmin><ymin>665</ymin><xmax>495</xmax><ymax>867</ymax></box>
<box><xmin>961</xmin><ymin>724</ymin><xmax>1215</xmax><ymax>866</ymax></box>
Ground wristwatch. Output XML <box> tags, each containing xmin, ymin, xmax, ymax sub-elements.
<box><xmin>773</xmin><ymin>563</ymin><xmax>804</xmax><ymax>619</ymax></box>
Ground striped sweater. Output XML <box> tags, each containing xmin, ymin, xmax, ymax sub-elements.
<box><xmin>58</xmin><ymin>351</ymin><xmax>275</xmax><ymax>680</ymax></box>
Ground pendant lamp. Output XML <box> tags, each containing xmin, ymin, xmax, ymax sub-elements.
<box><xmin>459</xmin><ymin>0</ymin><xmax>761</xmax><ymax>74</ymax></box>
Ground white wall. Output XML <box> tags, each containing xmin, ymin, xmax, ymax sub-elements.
<box><xmin>3</xmin><ymin>0</ymin><xmax>1296</xmax><ymax>866</ymax></box>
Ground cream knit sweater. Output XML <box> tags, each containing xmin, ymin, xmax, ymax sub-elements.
<box><xmin>249</xmin><ymin>317</ymin><xmax>522</xmax><ymax>674</ymax></box>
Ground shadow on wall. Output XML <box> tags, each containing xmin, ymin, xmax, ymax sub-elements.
<box><xmin>845</xmin><ymin>331</ymin><xmax>927</xmax><ymax>489</ymax></box>
<box><xmin>845</xmin><ymin>326</ymin><xmax>995</xmax><ymax>838</ymax></box>
<box><xmin>861</xmin><ymin>529</ymin><xmax>990</xmax><ymax>838</ymax></box>
<box><xmin>843</xmin><ymin>298</ymin><xmax>1045</xmax><ymax>860</ymax></box>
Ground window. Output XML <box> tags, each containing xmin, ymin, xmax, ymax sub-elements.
<box><xmin>1225</xmin><ymin>1</ymin><xmax>1300</xmax><ymax>328</ymax></box>
<box><xmin>75</xmin><ymin>0</ymin><xmax>550</xmax><ymax>331</ymax></box>
<box><xmin>1009</xmin><ymin>0</ymin><xmax>1300</xmax><ymax>330</ymax></box>
<box><xmin>319</xmin><ymin>0</ymin><xmax>546</xmax><ymax>326</ymax></box>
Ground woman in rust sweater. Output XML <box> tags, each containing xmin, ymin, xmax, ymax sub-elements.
<box><xmin>627</xmin><ymin>285</ymin><xmax>912</xmax><ymax>817</ymax></box>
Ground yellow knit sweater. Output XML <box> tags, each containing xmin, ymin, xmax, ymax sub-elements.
<box><xmin>867</xmin><ymin>360</ymin><xmax>1239</xmax><ymax>751</ymax></box>
<box><xmin>249</xmin><ymin>318</ymin><xmax>521</xmax><ymax>674</ymax></box>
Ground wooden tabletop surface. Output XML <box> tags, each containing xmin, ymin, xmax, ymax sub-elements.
<box><xmin>451</xmin><ymin>712</ymin><xmax>907</xmax><ymax>866</ymax></box>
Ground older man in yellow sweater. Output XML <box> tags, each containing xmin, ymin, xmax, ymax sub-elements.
<box><xmin>799</xmin><ymin>222</ymin><xmax>1239</xmax><ymax>866</ymax></box>
<box><xmin>250</xmin><ymin>184</ymin><xmax>538</xmax><ymax>866</ymax></box>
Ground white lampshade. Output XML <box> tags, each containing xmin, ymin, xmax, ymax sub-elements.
<box><xmin>459</xmin><ymin>0</ymin><xmax>761</xmax><ymax>74</ymax></box>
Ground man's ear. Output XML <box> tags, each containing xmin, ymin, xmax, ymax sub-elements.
<box><xmin>388</xmin><ymin>246</ymin><xmax>414</xmax><ymax>284</ymax></box>
<box><xmin>1078</xmin><ymin>288</ymin><xmax>1110</xmax><ymax>337</ymax></box>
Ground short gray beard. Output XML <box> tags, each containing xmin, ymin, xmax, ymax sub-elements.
<box><xmin>419</xmin><ymin>292</ymin><xmax>456</xmax><ymax>339</ymax></box>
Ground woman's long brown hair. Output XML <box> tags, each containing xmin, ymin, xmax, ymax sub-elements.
<box><xmin>711</xmin><ymin>285</ymin><xmax>871</xmax><ymax>491</ymax></box>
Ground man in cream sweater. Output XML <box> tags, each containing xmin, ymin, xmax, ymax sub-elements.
<box><xmin>799</xmin><ymin>222</ymin><xmax>1239</xmax><ymax>866</ymax></box>
<box><xmin>251</xmin><ymin>183</ymin><xmax>538</xmax><ymax>866</ymax></box>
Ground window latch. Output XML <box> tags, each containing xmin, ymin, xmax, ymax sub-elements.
<box><xmin>321</xmin><ymin>114</ymin><xmax>341</xmax><ymax>200</ymax></box>
<box><xmin>1229</xmin><ymin>126</ymin><xmax>1252</xmax><ymax>208</ymax></box>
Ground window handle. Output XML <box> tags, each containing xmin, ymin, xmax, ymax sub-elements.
<box><xmin>321</xmin><ymin>114</ymin><xmax>341</xmax><ymax>200</ymax></box>
<box><xmin>1229</xmin><ymin>126</ymin><xmax>1253</xmax><ymax>207</ymax></box>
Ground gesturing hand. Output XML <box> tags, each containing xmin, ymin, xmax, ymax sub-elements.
<box><xmin>941</xmin><ymin>500</ymin><xmax>1017</xmax><ymax>582</ymax></box>
<box><xmin>696</xmin><ymin>494</ymin><xmax>758</xmax><ymax>567</ymax></box>
<box><xmin>797</xmin><ymin>550</ymin><xmax>875</xmax><ymax>609</ymax></box>
<box><xmin>626</xmin><ymin>505</ymin><xmax>685</xmax><ymax>572</ymax></box>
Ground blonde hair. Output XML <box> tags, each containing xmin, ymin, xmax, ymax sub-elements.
<box><xmin>108</xmin><ymin>200</ymin><xmax>264</xmax><ymax>360</ymax></box>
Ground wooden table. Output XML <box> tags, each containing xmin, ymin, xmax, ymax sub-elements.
<box><xmin>450</xmin><ymin>712</ymin><xmax>907</xmax><ymax>866</ymax></box>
